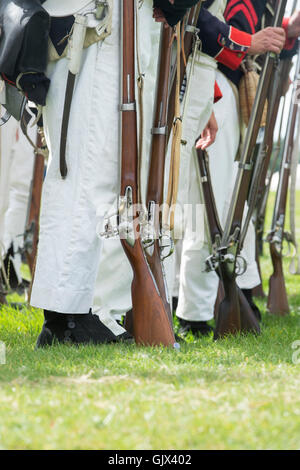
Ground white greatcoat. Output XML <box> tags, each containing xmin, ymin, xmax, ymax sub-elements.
<box><xmin>30</xmin><ymin>0</ymin><xmax>161</xmax><ymax>314</ymax></box>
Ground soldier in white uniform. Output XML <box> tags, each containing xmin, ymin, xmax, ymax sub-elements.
<box><xmin>0</xmin><ymin>117</ymin><xmax>35</xmax><ymax>296</ymax></box>
<box><xmin>94</xmin><ymin>0</ymin><xmax>288</xmax><ymax>334</ymax></box>
<box><xmin>175</xmin><ymin>1</ymin><xmax>300</xmax><ymax>336</ymax></box>
<box><xmin>24</xmin><ymin>0</ymin><xmax>199</xmax><ymax>346</ymax></box>
<box><xmin>173</xmin><ymin>0</ymin><xmax>288</xmax><ymax>335</ymax></box>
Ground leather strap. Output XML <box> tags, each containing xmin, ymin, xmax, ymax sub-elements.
<box><xmin>163</xmin><ymin>23</ymin><xmax>182</xmax><ymax>233</ymax></box>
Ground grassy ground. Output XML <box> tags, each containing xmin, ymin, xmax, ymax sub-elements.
<box><xmin>0</xmin><ymin>194</ymin><xmax>300</xmax><ymax>450</ymax></box>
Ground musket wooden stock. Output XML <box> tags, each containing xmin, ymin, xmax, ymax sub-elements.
<box><xmin>214</xmin><ymin>281</ymin><xmax>260</xmax><ymax>335</ymax></box>
<box><xmin>268</xmin><ymin>243</ymin><xmax>289</xmax><ymax>315</ymax></box>
<box><xmin>24</xmin><ymin>131</ymin><xmax>45</xmax><ymax>275</ymax></box>
<box><xmin>120</xmin><ymin>0</ymin><xmax>175</xmax><ymax>347</ymax></box>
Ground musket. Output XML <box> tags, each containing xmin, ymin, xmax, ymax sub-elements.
<box><xmin>267</xmin><ymin>43</ymin><xmax>300</xmax><ymax>316</ymax></box>
<box><xmin>195</xmin><ymin>148</ymin><xmax>260</xmax><ymax>337</ymax></box>
<box><xmin>249</xmin><ymin>59</ymin><xmax>291</xmax><ymax>297</ymax></box>
<box><xmin>23</xmin><ymin>129</ymin><xmax>46</xmax><ymax>275</ymax></box>
<box><xmin>213</xmin><ymin>0</ymin><xmax>287</xmax><ymax>338</ymax></box>
<box><xmin>254</xmin><ymin>0</ymin><xmax>298</xmax><ymax>246</ymax></box>
<box><xmin>255</xmin><ymin>93</ymin><xmax>286</xmax><ymax>257</ymax></box>
<box><xmin>141</xmin><ymin>2</ymin><xmax>202</xmax><ymax>324</ymax></box>
<box><xmin>144</xmin><ymin>25</ymin><xmax>174</xmax><ymax>324</ymax></box>
<box><xmin>248</xmin><ymin>0</ymin><xmax>297</xmax><ymax>297</ymax></box>
<box><xmin>252</xmin><ymin>93</ymin><xmax>286</xmax><ymax>299</ymax></box>
<box><xmin>118</xmin><ymin>0</ymin><xmax>177</xmax><ymax>347</ymax></box>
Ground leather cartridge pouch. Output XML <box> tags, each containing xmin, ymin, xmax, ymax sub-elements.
<box><xmin>0</xmin><ymin>0</ymin><xmax>50</xmax><ymax>76</ymax></box>
<box><xmin>239</xmin><ymin>56</ymin><xmax>268</xmax><ymax>128</ymax></box>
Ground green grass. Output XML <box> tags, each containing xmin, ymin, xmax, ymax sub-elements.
<box><xmin>0</xmin><ymin>194</ymin><xmax>300</xmax><ymax>450</ymax></box>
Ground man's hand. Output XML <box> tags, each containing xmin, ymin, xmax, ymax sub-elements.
<box><xmin>288</xmin><ymin>10</ymin><xmax>300</xmax><ymax>38</ymax></box>
<box><xmin>248</xmin><ymin>27</ymin><xmax>286</xmax><ymax>55</ymax></box>
<box><xmin>196</xmin><ymin>112</ymin><xmax>218</xmax><ymax>150</ymax></box>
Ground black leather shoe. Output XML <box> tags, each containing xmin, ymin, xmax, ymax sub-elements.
<box><xmin>36</xmin><ymin>310</ymin><xmax>132</xmax><ymax>348</ymax></box>
<box><xmin>242</xmin><ymin>289</ymin><xmax>262</xmax><ymax>322</ymax></box>
<box><xmin>116</xmin><ymin>330</ymin><xmax>134</xmax><ymax>342</ymax></box>
<box><xmin>177</xmin><ymin>318</ymin><xmax>214</xmax><ymax>337</ymax></box>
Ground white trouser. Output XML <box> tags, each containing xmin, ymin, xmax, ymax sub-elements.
<box><xmin>170</xmin><ymin>55</ymin><xmax>216</xmax><ymax>303</ymax></box>
<box><xmin>172</xmin><ymin>0</ymin><xmax>226</xmax><ymax>300</ymax></box>
<box><xmin>0</xmin><ymin>119</ymin><xmax>35</xmax><ymax>280</ymax></box>
<box><xmin>30</xmin><ymin>0</ymin><xmax>160</xmax><ymax>314</ymax></box>
<box><xmin>176</xmin><ymin>70</ymin><xmax>260</xmax><ymax>322</ymax></box>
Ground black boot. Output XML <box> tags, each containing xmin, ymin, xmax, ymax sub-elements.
<box><xmin>36</xmin><ymin>310</ymin><xmax>132</xmax><ymax>348</ymax></box>
<box><xmin>3</xmin><ymin>244</ymin><xmax>30</xmax><ymax>296</ymax></box>
<box><xmin>172</xmin><ymin>296</ymin><xmax>179</xmax><ymax>312</ymax></box>
<box><xmin>177</xmin><ymin>318</ymin><xmax>214</xmax><ymax>337</ymax></box>
<box><xmin>242</xmin><ymin>289</ymin><xmax>262</xmax><ymax>322</ymax></box>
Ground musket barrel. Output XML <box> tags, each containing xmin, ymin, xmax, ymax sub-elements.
<box><xmin>272</xmin><ymin>45</ymin><xmax>300</xmax><ymax>231</ymax></box>
<box><xmin>119</xmin><ymin>0</ymin><xmax>176</xmax><ymax>347</ymax></box>
<box><xmin>221</xmin><ymin>0</ymin><xmax>288</xmax><ymax>246</ymax></box>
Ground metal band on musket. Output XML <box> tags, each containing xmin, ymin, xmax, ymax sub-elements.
<box><xmin>120</xmin><ymin>102</ymin><xmax>136</xmax><ymax>111</ymax></box>
<box><xmin>151</xmin><ymin>126</ymin><xmax>168</xmax><ymax>135</ymax></box>
<box><xmin>238</xmin><ymin>163</ymin><xmax>253</xmax><ymax>171</ymax></box>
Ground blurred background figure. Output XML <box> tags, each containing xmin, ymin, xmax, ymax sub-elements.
<box><xmin>0</xmin><ymin>115</ymin><xmax>35</xmax><ymax>301</ymax></box>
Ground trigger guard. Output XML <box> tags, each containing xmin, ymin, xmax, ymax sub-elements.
<box><xmin>235</xmin><ymin>255</ymin><xmax>247</xmax><ymax>276</ymax></box>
